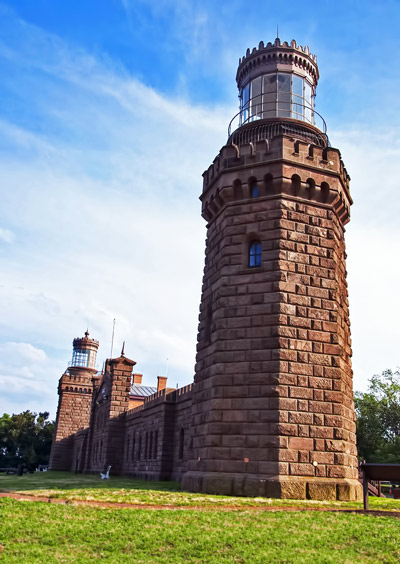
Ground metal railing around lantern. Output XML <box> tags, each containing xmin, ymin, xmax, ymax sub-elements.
<box><xmin>227</xmin><ymin>94</ymin><xmax>329</xmax><ymax>148</ymax></box>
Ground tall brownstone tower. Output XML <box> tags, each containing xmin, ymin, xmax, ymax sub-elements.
<box><xmin>182</xmin><ymin>38</ymin><xmax>361</xmax><ymax>500</ymax></box>
<box><xmin>49</xmin><ymin>331</ymin><xmax>99</xmax><ymax>470</ymax></box>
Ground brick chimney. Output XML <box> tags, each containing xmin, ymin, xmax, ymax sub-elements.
<box><xmin>132</xmin><ymin>373</ymin><xmax>143</xmax><ymax>384</ymax></box>
<box><xmin>157</xmin><ymin>376</ymin><xmax>167</xmax><ymax>392</ymax></box>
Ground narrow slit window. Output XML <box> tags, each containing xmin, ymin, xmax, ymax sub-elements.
<box><xmin>249</xmin><ymin>241</ymin><xmax>262</xmax><ymax>267</ymax></box>
<box><xmin>154</xmin><ymin>431</ymin><xmax>158</xmax><ymax>459</ymax></box>
<box><xmin>179</xmin><ymin>428</ymin><xmax>184</xmax><ymax>460</ymax></box>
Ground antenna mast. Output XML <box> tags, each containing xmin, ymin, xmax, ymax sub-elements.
<box><xmin>110</xmin><ymin>318</ymin><xmax>116</xmax><ymax>358</ymax></box>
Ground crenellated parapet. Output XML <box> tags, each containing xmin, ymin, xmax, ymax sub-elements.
<box><xmin>236</xmin><ymin>38</ymin><xmax>319</xmax><ymax>91</ymax></box>
<box><xmin>126</xmin><ymin>383</ymin><xmax>194</xmax><ymax>415</ymax></box>
<box><xmin>239</xmin><ymin>38</ymin><xmax>318</xmax><ymax>67</ymax></box>
<box><xmin>58</xmin><ymin>370</ymin><xmax>93</xmax><ymax>395</ymax></box>
<box><xmin>200</xmin><ymin>136</ymin><xmax>352</xmax><ymax>226</ymax></box>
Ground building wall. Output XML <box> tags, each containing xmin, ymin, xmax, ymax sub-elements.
<box><xmin>170</xmin><ymin>385</ymin><xmax>194</xmax><ymax>481</ymax></box>
<box><xmin>85</xmin><ymin>391</ymin><xmax>110</xmax><ymax>473</ymax></box>
<box><xmin>118</xmin><ymin>385</ymin><xmax>193</xmax><ymax>481</ymax></box>
<box><xmin>71</xmin><ymin>429</ymin><xmax>89</xmax><ymax>473</ymax></box>
<box><xmin>51</xmin><ymin>357</ymin><xmax>195</xmax><ymax>480</ymax></box>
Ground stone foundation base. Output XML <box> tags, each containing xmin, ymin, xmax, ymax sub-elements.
<box><xmin>182</xmin><ymin>472</ymin><xmax>362</xmax><ymax>501</ymax></box>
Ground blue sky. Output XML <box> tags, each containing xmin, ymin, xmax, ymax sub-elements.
<box><xmin>0</xmin><ymin>0</ymin><xmax>399</xmax><ymax>417</ymax></box>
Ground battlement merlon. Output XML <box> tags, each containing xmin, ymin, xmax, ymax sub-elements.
<box><xmin>237</xmin><ymin>38</ymin><xmax>319</xmax><ymax>91</ymax></box>
<box><xmin>239</xmin><ymin>38</ymin><xmax>318</xmax><ymax>67</ymax></box>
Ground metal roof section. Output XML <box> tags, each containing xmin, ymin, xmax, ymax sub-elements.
<box><xmin>130</xmin><ymin>384</ymin><xmax>157</xmax><ymax>397</ymax></box>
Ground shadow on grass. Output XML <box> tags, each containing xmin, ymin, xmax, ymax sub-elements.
<box><xmin>0</xmin><ymin>470</ymin><xmax>180</xmax><ymax>493</ymax></box>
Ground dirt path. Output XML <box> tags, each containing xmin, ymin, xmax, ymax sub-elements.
<box><xmin>1</xmin><ymin>491</ymin><xmax>399</xmax><ymax>518</ymax></box>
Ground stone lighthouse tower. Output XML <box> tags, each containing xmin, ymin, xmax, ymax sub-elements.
<box><xmin>49</xmin><ymin>331</ymin><xmax>99</xmax><ymax>470</ymax></box>
<box><xmin>182</xmin><ymin>38</ymin><xmax>361</xmax><ymax>500</ymax></box>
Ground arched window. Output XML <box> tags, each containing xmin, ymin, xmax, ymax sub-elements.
<box><xmin>249</xmin><ymin>177</ymin><xmax>259</xmax><ymax>198</ymax></box>
<box><xmin>291</xmin><ymin>174</ymin><xmax>301</xmax><ymax>196</ymax></box>
<box><xmin>321</xmin><ymin>182</ymin><xmax>329</xmax><ymax>203</ymax></box>
<box><xmin>250</xmin><ymin>183</ymin><xmax>260</xmax><ymax>198</ymax></box>
<box><xmin>249</xmin><ymin>240</ymin><xmax>262</xmax><ymax>267</ymax></box>
<box><xmin>306</xmin><ymin>178</ymin><xmax>315</xmax><ymax>199</ymax></box>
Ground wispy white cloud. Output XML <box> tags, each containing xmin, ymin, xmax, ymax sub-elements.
<box><xmin>0</xmin><ymin>342</ymin><xmax>47</xmax><ymax>363</ymax></box>
<box><xmin>0</xmin><ymin>226</ymin><xmax>14</xmax><ymax>243</ymax></box>
<box><xmin>0</xmin><ymin>341</ymin><xmax>60</xmax><ymax>416</ymax></box>
<box><xmin>0</xmin><ymin>4</ymin><xmax>398</xmax><ymax>419</ymax></box>
<box><xmin>331</xmin><ymin>128</ymin><xmax>400</xmax><ymax>391</ymax></box>
<box><xmin>0</xmin><ymin>11</ymin><xmax>224</xmax><ymax>416</ymax></box>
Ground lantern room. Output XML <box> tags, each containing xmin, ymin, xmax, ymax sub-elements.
<box><xmin>70</xmin><ymin>330</ymin><xmax>99</xmax><ymax>369</ymax></box>
<box><xmin>230</xmin><ymin>37</ymin><xmax>327</xmax><ymax>147</ymax></box>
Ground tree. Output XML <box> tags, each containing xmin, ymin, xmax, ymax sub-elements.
<box><xmin>0</xmin><ymin>410</ymin><xmax>55</xmax><ymax>470</ymax></box>
<box><xmin>355</xmin><ymin>369</ymin><xmax>400</xmax><ymax>463</ymax></box>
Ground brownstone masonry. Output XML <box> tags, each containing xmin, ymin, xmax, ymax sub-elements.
<box><xmin>50</xmin><ymin>38</ymin><xmax>361</xmax><ymax>501</ymax></box>
<box><xmin>182</xmin><ymin>38</ymin><xmax>361</xmax><ymax>500</ymax></box>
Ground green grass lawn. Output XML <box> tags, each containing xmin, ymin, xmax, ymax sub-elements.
<box><xmin>1</xmin><ymin>472</ymin><xmax>400</xmax><ymax>563</ymax></box>
<box><xmin>1</xmin><ymin>471</ymin><xmax>400</xmax><ymax>511</ymax></box>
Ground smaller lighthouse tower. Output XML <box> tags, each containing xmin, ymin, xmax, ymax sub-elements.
<box><xmin>49</xmin><ymin>331</ymin><xmax>99</xmax><ymax>470</ymax></box>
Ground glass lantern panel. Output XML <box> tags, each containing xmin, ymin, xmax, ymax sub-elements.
<box><xmin>277</xmin><ymin>73</ymin><xmax>290</xmax><ymax>118</ymax></box>
<box><xmin>71</xmin><ymin>349</ymin><xmax>90</xmax><ymax>367</ymax></box>
<box><xmin>250</xmin><ymin>76</ymin><xmax>262</xmax><ymax>121</ymax></box>
<box><xmin>242</xmin><ymin>84</ymin><xmax>250</xmax><ymax>123</ymax></box>
<box><xmin>87</xmin><ymin>351</ymin><xmax>96</xmax><ymax>368</ymax></box>
<box><xmin>292</xmin><ymin>75</ymin><xmax>303</xmax><ymax>120</ymax></box>
<box><xmin>304</xmin><ymin>80</ymin><xmax>313</xmax><ymax>124</ymax></box>
<box><xmin>262</xmin><ymin>74</ymin><xmax>276</xmax><ymax>118</ymax></box>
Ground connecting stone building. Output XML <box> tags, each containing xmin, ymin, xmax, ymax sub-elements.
<box><xmin>49</xmin><ymin>38</ymin><xmax>362</xmax><ymax>500</ymax></box>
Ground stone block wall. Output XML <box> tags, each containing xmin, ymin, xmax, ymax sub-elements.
<box><xmin>122</xmin><ymin>394</ymin><xmax>174</xmax><ymax>480</ymax></box>
<box><xmin>72</xmin><ymin>359</ymin><xmax>194</xmax><ymax>481</ymax></box>
<box><xmin>84</xmin><ymin>392</ymin><xmax>110</xmax><ymax>473</ymax></box>
<box><xmin>120</xmin><ymin>385</ymin><xmax>193</xmax><ymax>481</ymax></box>
<box><xmin>170</xmin><ymin>385</ymin><xmax>194</xmax><ymax>481</ymax></box>
<box><xmin>182</xmin><ymin>135</ymin><xmax>360</xmax><ymax>499</ymax></box>
<box><xmin>71</xmin><ymin>429</ymin><xmax>88</xmax><ymax>473</ymax></box>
